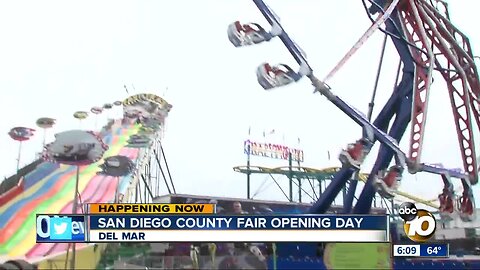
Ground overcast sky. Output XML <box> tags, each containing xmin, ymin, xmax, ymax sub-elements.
<box><xmin>0</xmin><ymin>0</ymin><xmax>479</xmax><ymax>209</ymax></box>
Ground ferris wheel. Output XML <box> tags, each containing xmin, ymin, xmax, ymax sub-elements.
<box><xmin>226</xmin><ymin>0</ymin><xmax>480</xmax><ymax>222</ymax></box>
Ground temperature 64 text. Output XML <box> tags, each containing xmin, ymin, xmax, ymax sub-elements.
<box><xmin>419</xmin><ymin>243</ymin><xmax>449</xmax><ymax>257</ymax></box>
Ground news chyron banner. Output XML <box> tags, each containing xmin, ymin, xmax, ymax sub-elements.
<box><xmin>36</xmin><ymin>203</ymin><xmax>390</xmax><ymax>243</ymax></box>
<box><xmin>36</xmin><ymin>203</ymin><xmax>214</xmax><ymax>243</ymax></box>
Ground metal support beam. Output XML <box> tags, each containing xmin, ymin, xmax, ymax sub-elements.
<box><xmin>288</xmin><ymin>153</ymin><xmax>293</xmax><ymax>202</ymax></box>
<box><xmin>298</xmin><ymin>178</ymin><xmax>302</xmax><ymax>203</ymax></box>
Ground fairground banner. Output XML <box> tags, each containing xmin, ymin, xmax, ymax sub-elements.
<box><xmin>244</xmin><ymin>140</ymin><xmax>304</xmax><ymax>162</ymax></box>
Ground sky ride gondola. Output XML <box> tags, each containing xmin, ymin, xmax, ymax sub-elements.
<box><xmin>36</xmin><ymin>117</ymin><xmax>56</xmax><ymax>149</ymax></box>
<box><xmin>8</xmin><ymin>127</ymin><xmax>35</xmax><ymax>172</ymax></box>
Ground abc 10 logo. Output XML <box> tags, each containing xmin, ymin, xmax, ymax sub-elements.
<box><xmin>399</xmin><ymin>202</ymin><xmax>436</xmax><ymax>242</ymax></box>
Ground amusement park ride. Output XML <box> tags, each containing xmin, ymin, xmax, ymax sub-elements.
<box><xmin>227</xmin><ymin>0</ymin><xmax>480</xmax><ymax>221</ymax></box>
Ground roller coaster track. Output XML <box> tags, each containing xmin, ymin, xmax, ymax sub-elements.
<box><xmin>233</xmin><ymin>165</ymin><xmax>439</xmax><ymax>209</ymax></box>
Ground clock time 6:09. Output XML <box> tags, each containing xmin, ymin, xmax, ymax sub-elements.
<box><xmin>394</xmin><ymin>245</ymin><xmax>419</xmax><ymax>256</ymax></box>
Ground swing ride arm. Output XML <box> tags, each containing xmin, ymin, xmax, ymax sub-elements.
<box><xmin>251</xmin><ymin>0</ymin><xmax>312</xmax><ymax>74</ymax></box>
<box><xmin>231</xmin><ymin>0</ymin><xmax>479</xmax><ymax>214</ymax></box>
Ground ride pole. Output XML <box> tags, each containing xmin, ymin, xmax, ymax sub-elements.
<box><xmin>288</xmin><ymin>153</ymin><xmax>293</xmax><ymax>202</ymax></box>
<box><xmin>298</xmin><ymin>178</ymin><xmax>302</xmax><ymax>203</ymax></box>
<box><xmin>70</xmin><ymin>165</ymin><xmax>80</xmax><ymax>270</ymax></box>
<box><xmin>42</xmin><ymin>128</ymin><xmax>47</xmax><ymax>149</ymax></box>
<box><xmin>16</xmin><ymin>141</ymin><xmax>22</xmax><ymax>172</ymax></box>
<box><xmin>297</xmin><ymin>155</ymin><xmax>302</xmax><ymax>202</ymax></box>
<box><xmin>247</xmin><ymin>146</ymin><xmax>251</xmax><ymax>199</ymax></box>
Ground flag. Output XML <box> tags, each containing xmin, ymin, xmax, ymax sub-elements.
<box><xmin>297</xmin><ymin>137</ymin><xmax>301</xmax><ymax>144</ymax></box>
<box><xmin>248</xmin><ymin>126</ymin><xmax>251</xmax><ymax>136</ymax></box>
<box><xmin>269</xmin><ymin>129</ymin><xmax>275</xmax><ymax>135</ymax></box>
<box><xmin>263</xmin><ymin>130</ymin><xmax>266</xmax><ymax>138</ymax></box>
<box><xmin>327</xmin><ymin>151</ymin><xmax>331</xmax><ymax>160</ymax></box>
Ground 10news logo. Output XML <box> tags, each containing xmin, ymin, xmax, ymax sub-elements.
<box><xmin>36</xmin><ymin>215</ymin><xmax>86</xmax><ymax>243</ymax></box>
<box><xmin>398</xmin><ymin>202</ymin><xmax>436</xmax><ymax>242</ymax></box>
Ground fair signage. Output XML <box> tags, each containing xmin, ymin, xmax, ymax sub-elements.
<box><xmin>244</xmin><ymin>140</ymin><xmax>304</xmax><ymax>162</ymax></box>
